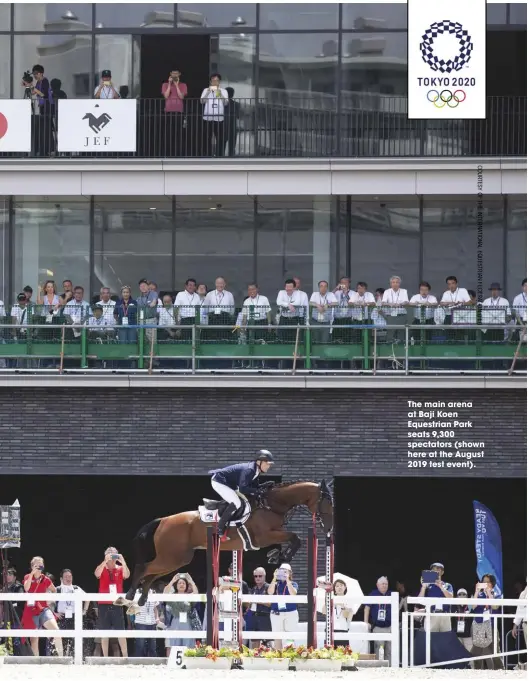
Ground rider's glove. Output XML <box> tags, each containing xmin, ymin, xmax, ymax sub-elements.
<box><xmin>259</xmin><ymin>481</ymin><xmax>275</xmax><ymax>490</ymax></box>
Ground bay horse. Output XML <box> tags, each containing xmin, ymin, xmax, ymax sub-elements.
<box><xmin>115</xmin><ymin>480</ymin><xmax>333</xmax><ymax>613</ymax></box>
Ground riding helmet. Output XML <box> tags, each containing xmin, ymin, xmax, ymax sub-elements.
<box><xmin>256</xmin><ymin>449</ymin><xmax>274</xmax><ymax>463</ymax></box>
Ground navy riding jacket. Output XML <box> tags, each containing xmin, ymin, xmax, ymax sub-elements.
<box><xmin>209</xmin><ymin>462</ymin><xmax>260</xmax><ymax>495</ymax></box>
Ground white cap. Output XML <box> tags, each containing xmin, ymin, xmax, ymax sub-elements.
<box><xmin>279</xmin><ymin>563</ymin><xmax>292</xmax><ymax>571</ymax></box>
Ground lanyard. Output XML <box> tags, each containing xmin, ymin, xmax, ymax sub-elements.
<box><xmin>450</xmin><ymin>289</ymin><xmax>459</xmax><ymax>303</ymax></box>
<box><xmin>287</xmin><ymin>294</ymin><xmax>295</xmax><ymax>305</ymax></box>
<box><xmin>186</xmin><ymin>292</ymin><xmax>196</xmax><ymax>305</ymax></box>
<box><xmin>249</xmin><ymin>296</ymin><xmax>260</xmax><ymax>306</ymax></box>
<box><xmin>123</xmin><ymin>302</ymin><xmax>129</xmax><ymax>317</ymax></box>
<box><xmin>391</xmin><ymin>290</ymin><xmax>401</xmax><ymax>304</ymax></box>
<box><xmin>340</xmin><ymin>291</ymin><xmax>349</xmax><ymax>306</ymax></box>
<box><xmin>489</xmin><ymin>297</ymin><xmax>500</xmax><ymax>307</ymax></box>
<box><xmin>320</xmin><ymin>295</ymin><xmax>328</xmax><ymax>305</ymax></box>
<box><xmin>215</xmin><ymin>292</ymin><xmax>224</xmax><ymax>305</ymax></box>
<box><xmin>523</xmin><ymin>294</ymin><xmax>527</xmax><ymax>305</ymax></box>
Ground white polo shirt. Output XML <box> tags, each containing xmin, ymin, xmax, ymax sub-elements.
<box><xmin>87</xmin><ymin>315</ymin><xmax>112</xmax><ymax>329</ymax></box>
<box><xmin>512</xmin><ymin>292</ymin><xmax>527</xmax><ymax>321</ymax></box>
<box><xmin>409</xmin><ymin>293</ymin><xmax>438</xmax><ymax>320</ymax></box>
<box><xmin>201</xmin><ymin>88</ymin><xmax>229</xmax><ymax>121</ymax></box>
<box><xmin>310</xmin><ymin>291</ymin><xmax>337</xmax><ymax>323</ymax></box>
<box><xmin>203</xmin><ymin>289</ymin><xmax>235</xmax><ymax>315</ymax></box>
<box><xmin>276</xmin><ymin>290</ymin><xmax>307</xmax><ymax>318</ymax></box>
<box><xmin>174</xmin><ymin>291</ymin><xmax>202</xmax><ymax>319</ymax></box>
<box><xmin>11</xmin><ymin>304</ymin><xmax>29</xmax><ymax>326</ymax></box>
<box><xmin>441</xmin><ymin>287</ymin><xmax>471</xmax><ymax>324</ymax></box>
<box><xmin>242</xmin><ymin>295</ymin><xmax>271</xmax><ymax>322</ymax></box>
<box><xmin>349</xmin><ymin>291</ymin><xmax>376</xmax><ymax>321</ymax></box>
<box><xmin>382</xmin><ymin>288</ymin><xmax>409</xmax><ymax>316</ymax></box>
<box><xmin>97</xmin><ymin>299</ymin><xmax>116</xmax><ymax>324</ymax></box>
<box><xmin>0</xmin><ymin>300</ymin><xmax>5</xmax><ymax>317</ymax></box>
<box><xmin>158</xmin><ymin>306</ymin><xmax>177</xmax><ymax>327</ymax></box>
<box><xmin>94</xmin><ymin>84</ymin><xmax>118</xmax><ymax>99</ymax></box>
<box><xmin>334</xmin><ymin>289</ymin><xmax>354</xmax><ymax>319</ymax></box>
<box><xmin>482</xmin><ymin>296</ymin><xmax>511</xmax><ymax>324</ymax></box>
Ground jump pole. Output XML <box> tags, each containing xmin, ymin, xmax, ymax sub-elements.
<box><xmin>324</xmin><ymin>532</ymin><xmax>335</xmax><ymax>647</ymax></box>
<box><xmin>230</xmin><ymin>549</ymin><xmax>243</xmax><ymax>647</ymax></box>
<box><xmin>206</xmin><ymin>526</ymin><xmax>216</xmax><ymax>647</ymax></box>
<box><xmin>307</xmin><ymin>525</ymin><xmax>318</xmax><ymax>648</ymax></box>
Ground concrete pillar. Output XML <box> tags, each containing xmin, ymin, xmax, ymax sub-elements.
<box><xmin>312</xmin><ymin>196</ymin><xmax>331</xmax><ymax>289</ymax></box>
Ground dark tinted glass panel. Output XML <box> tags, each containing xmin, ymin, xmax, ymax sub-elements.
<box><xmin>260</xmin><ymin>4</ymin><xmax>339</xmax><ymax>30</ymax></box>
<box><xmin>14</xmin><ymin>4</ymin><xmax>91</xmax><ymax>30</ymax></box>
<box><xmin>487</xmin><ymin>3</ymin><xmax>508</xmax><ymax>24</ymax></box>
<box><xmin>509</xmin><ymin>3</ymin><xmax>527</xmax><ymax>25</ymax></box>
<box><xmin>507</xmin><ymin>199</ymin><xmax>527</xmax><ymax>300</ymax></box>
<box><xmin>95</xmin><ymin>4</ymin><xmax>173</xmax><ymax>28</ymax></box>
<box><xmin>0</xmin><ymin>36</ymin><xmax>9</xmax><ymax>99</ymax></box>
<box><xmin>342</xmin><ymin>4</ymin><xmax>407</xmax><ymax>30</ymax></box>
<box><xmin>177</xmin><ymin>4</ymin><xmax>256</xmax><ymax>27</ymax></box>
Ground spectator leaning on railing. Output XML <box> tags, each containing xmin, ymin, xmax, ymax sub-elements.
<box><xmin>55</xmin><ymin>568</ymin><xmax>86</xmax><ymax>657</ymax></box>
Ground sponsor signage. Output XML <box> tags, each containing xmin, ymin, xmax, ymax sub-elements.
<box><xmin>407</xmin><ymin>0</ymin><xmax>486</xmax><ymax>119</ymax></box>
<box><xmin>0</xmin><ymin>101</ymin><xmax>32</xmax><ymax>152</ymax></box>
<box><xmin>0</xmin><ymin>499</ymin><xmax>21</xmax><ymax>549</ymax></box>
<box><xmin>57</xmin><ymin>99</ymin><xmax>137</xmax><ymax>152</ymax></box>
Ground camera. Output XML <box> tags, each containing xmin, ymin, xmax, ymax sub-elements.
<box><xmin>22</xmin><ymin>70</ymin><xmax>33</xmax><ymax>85</ymax></box>
<box><xmin>111</xmin><ymin>554</ymin><xmax>119</xmax><ymax>560</ymax></box>
<box><xmin>276</xmin><ymin>568</ymin><xmax>286</xmax><ymax>580</ymax></box>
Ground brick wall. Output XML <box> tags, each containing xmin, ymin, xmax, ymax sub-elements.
<box><xmin>2</xmin><ymin>388</ymin><xmax>525</xmax><ymax>581</ymax></box>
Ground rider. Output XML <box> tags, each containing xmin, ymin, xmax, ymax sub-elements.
<box><xmin>209</xmin><ymin>450</ymin><xmax>275</xmax><ymax>537</ymax></box>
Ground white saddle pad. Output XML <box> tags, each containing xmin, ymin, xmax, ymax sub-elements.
<box><xmin>198</xmin><ymin>502</ymin><xmax>251</xmax><ymax>526</ymax></box>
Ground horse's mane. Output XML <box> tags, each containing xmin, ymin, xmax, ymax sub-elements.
<box><xmin>270</xmin><ymin>480</ymin><xmax>317</xmax><ymax>490</ymax></box>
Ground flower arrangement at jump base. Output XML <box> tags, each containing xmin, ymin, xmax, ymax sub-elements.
<box><xmin>239</xmin><ymin>644</ymin><xmax>358</xmax><ymax>671</ymax></box>
<box><xmin>183</xmin><ymin>644</ymin><xmax>236</xmax><ymax>669</ymax></box>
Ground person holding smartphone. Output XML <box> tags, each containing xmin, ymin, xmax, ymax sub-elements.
<box><xmin>94</xmin><ymin>547</ymin><xmax>130</xmax><ymax>658</ymax></box>
<box><xmin>268</xmin><ymin>563</ymin><xmax>298</xmax><ymax>650</ymax></box>
<box><xmin>21</xmin><ymin>556</ymin><xmax>63</xmax><ymax>657</ymax></box>
<box><xmin>416</xmin><ymin>562</ymin><xmax>453</xmax><ymax>633</ymax></box>
<box><xmin>200</xmin><ymin>73</ymin><xmax>229</xmax><ymax>157</ymax></box>
<box><xmin>162</xmin><ymin>69</ymin><xmax>187</xmax><ymax>156</ymax></box>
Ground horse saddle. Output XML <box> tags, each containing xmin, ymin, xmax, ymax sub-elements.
<box><xmin>199</xmin><ymin>498</ymin><xmax>251</xmax><ymax>527</ymax></box>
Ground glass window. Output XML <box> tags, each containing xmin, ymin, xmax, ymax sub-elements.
<box><xmin>256</xmin><ymin>197</ymin><xmax>333</xmax><ymax>298</ymax></box>
<box><xmin>422</xmin><ymin>200</ymin><xmax>505</xmax><ymax>298</ymax></box>
<box><xmin>0</xmin><ymin>198</ymin><xmax>7</xmax><ymax>305</ymax></box>
<box><xmin>510</xmin><ymin>3</ymin><xmax>527</xmax><ymax>25</ymax></box>
<box><xmin>210</xmin><ymin>34</ymin><xmax>255</xmax><ymax>94</ymax></box>
<box><xmin>95</xmin><ymin>4</ymin><xmax>173</xmax><ymax>28</ymax></box>
<box><xmin>14</xmin><ymin>4</ymin><xmax>92</xmax><ymax>30</ymax></box>
<box><xmin>349</xmin><ymin>201</ymin><xmax>420</xmax><ymax>294</ymax></box>
<box><xmin>95</xmin><ymin>35</ymin><xmax>133</xmax><ymax>98</ymax></box>
<box><xmin>260</xmin><ymin>4</ymin><xmax>338</xmax><ymax>30</ymax></box>
<box><xmin>174</xmin><ymin>197</ymin><xmax>255</xmax><ymax>301</ymax></box>
<box><xmin>14</xmin><ymin>35</ymin><xmax>92</xmax><ymax>100</ymax></box>
<box><xmin>487</xmin><ymin>3</ymin><xmax>508</xmax><ymax>24</ymax></box>
<box><xmin>13</xmin><ymin>198</ymin><xmax>90</xmax><ymax>297</ymax></box>
<box><xmin>507</xmin><ymin>199</ymin><xmax>527</xmax><ymax>301</ymax></box>
<box><xmin>342</xmin><ymin>4</ymin><xmax>407</xmax><ymax>30</ymax></box>
<box><xmin>0</xmin><ymin>4</ymin><xmax>10</xmax><ymax>30</ymax></box>
<box><xmin>0</xmin><ymin>36</ymin><xmax>10</xmax><ymax>99</ymax></box>
<box><xmin>178</xmin><ymin>4</ymin><xmax>256</xmax><ymax>28</ymax></box>
<box><xmin>94</xmin><ymin>200</ymin><xmax>173</xmax><ymax>300</ymax></box>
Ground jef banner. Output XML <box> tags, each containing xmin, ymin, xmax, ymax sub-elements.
<box><xmin>407</xmin><ymin>0</ymin><xmax>486</xmax><ymax>119</ymax></box>
<box><xmin>58</xmin><ymin>99</ymin><xmax>137</xmax><ymax>152</ymax></box>
<box><xmin>0</xmin><ymin>101</ymin><xmax>32</xmax><ymax>152</ymax></box>
<box><xmin>473</xmin><ymin>500</ymin><xmax>503</xmax><ymax>594</ymax></box>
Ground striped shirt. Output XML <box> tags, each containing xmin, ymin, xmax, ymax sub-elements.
<box><xmin>134</xmin><ymin>589</ymin><xmax>158</xmax><ymax>625</ymax></box>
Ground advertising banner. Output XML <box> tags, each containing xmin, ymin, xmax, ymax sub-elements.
<box><xmin>473</xmin><ymin>500</ymin><xmax>503</xmax><ymax>593</ymax></box>
<box><xmin>407</xmin><ymin>0</ymin><xmax>486</xmax><ymax>119</ymax></box>
<box><xmin>57</xmin><ymin>99</ymin><xmax>137</xmax><ymax>152</ymax></box>
<box><xmin>0</xmin><ymin>100</ymin><xmax>32</xmax><ymax>152</ymax></box>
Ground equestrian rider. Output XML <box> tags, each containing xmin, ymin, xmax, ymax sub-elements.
<box><xmin>209</xmin><ymin>450</ymin><xmax>275</xmax><ymax>537</ymax></box>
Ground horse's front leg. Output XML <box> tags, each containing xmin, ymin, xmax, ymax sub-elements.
<box><xmin>263</xmin><ymin>530</ymin><xmax>301</xmax><ymax>565</ymax></box>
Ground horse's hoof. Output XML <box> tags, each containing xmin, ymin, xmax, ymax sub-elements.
<box><xmin>267</xmin><ymin>549</ymin><xmax>280</xmax><ymax>564</ymax></box>
<box><xmin>126</xmin><ymin>603</ymin><xmax>141</xmax><ymax>616</ymax></box>
<box><xmin>113</xmin><ymin>597</ymin><xmax>127</xmax><ymax>606</ymax></box>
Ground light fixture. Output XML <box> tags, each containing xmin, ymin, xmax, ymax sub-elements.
<box><xmin>149</xmin><ymin>207</ymin><xmax>157</xmax><ymax>211</ymax></box>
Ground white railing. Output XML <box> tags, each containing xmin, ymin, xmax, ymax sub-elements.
<box><xmin>403</xmin><ymin>596</ymin><xmax>528</xmax><ymax>668</ymax></box>
<box><xmin>0</xmin><ymin>590</ymin><xmax>400</xmax><ymax>665</ymax></box>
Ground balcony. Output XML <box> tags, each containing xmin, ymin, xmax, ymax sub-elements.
<box><xmin>1</xmin><ymin>96</ymin><xmax>526</xmax><ymax>160</ymax></box>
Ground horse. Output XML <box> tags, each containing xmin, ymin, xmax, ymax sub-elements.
<box><xmin>115</xmin><ymin>480</ymin><xmax>333</xmax><ymax>613</ymax></box>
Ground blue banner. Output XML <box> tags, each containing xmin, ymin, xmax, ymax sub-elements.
<box><xmin>473</xmin><ymin>500</ymin><xmax>503</xmax><ymax>594</ymax></box>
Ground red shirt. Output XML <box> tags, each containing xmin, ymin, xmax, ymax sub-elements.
<box><xmin>162</xmin><ymin>81</ymin><xmax>187</xmax><ymax>113</ymax></box>
<box><xmin>98</xmin><ymin>566</ymin><xmax>124</xmax><ymax>604</ymax></box>
<box><xmin>23</xmin><ymin>573</ymin><xmax>53</xmax><ymax>616</ymax></box>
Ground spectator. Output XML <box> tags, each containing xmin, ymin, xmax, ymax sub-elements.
<box><xmin>364</xmin><ymin>576</ymin><xmax>392</xmax><ymax>661</ymax></box>
<box><xmin>37</xmin><ymin>280</ymin><xmax>60</xmax><ymax>315</ymax></box>
<box><xmin>512</xmin><ymin>278</ymin><xmax>527</xmax><ymax>324</ymax></box>
<box><xmin>133</xmin><ymin>586</ymin><xmax>161</xmax><ymax>657</ymax></box>
<box><xmin>200</xmin><ymin>73</ymin><xmax>228</xmax><ymax>156</ymax></box>
<box><xmin>61</xmin><ymin>279</ymin><xmax>74</xmax><ymax>300</ymax></box>
<box><xmin>350</xmin><ymin>282</ymin><xmax>376</xmax><ymax>341</ymax></box>
<box><xmin>224</xmin><ymin>86</ymin><xmax>240</xmax><ymax>157</ymax></box>
<box><xmin>277</xmin><ymin>279</ymin><xmax>307</xmax><ymax>342</ymax></box>
<box><xmin>23</xmin><ymin>285</ymin><xmax>33</xmax><ymax>303</ymax></box>
<box><xmin>94</xmin><ymin>70</ymin><xmax>120</xmax><ymax>99</ymax></box>
<box><xmin>94</xmin><ymin>547</ymin><xmax>130</xmax><ymax>658</ymax></box>
<box><xmin>440</xmin><ymin>276</ymin><xmax>471</xmax><ymax>326</ymax></box>
<box><xmin>97</xmin><ymin>287</ymin><xmax>116</xmax><ymax>323</ymax></box>
<box><xmin>268</xmin><ymin>563</ymin><xmax>298</xmax><ymax>650</ymax></box>
<box><xmin>25</xmin><ymin>65</ymin><xmax>53</xmax><ymax>156</ymax></box>
<box><xmin>197</xmin><ymin>283</ymin><xmax>208</xmax><ymax>301</ymax></box>
<box><xmin>309</xmin><ymin>281</ymin><xmax>336</xmax><ymax>359</ymax></box>
<box><xmin>512</xmin><ymin>584</ymin><xmax>527</xmax><ymax>670</ymax></box>
<box><xmin>452</xmin><ymin>588</ymin><xmax>473</xmax><ymax>653</ymax></box>
<box><xmin>293</xmin><ymin>277</ymin><xmax>309</xmax><ymax>310</ymax></box>
<box><xmin>11</xmin><ymin>293</ymin><xmax>30</xmax><ymax>340</ymax></box>
<box><xmin>3</xmin><ymin>567</ymin><xmax>25</xmax><ymax>624</ymax></box>
<box><xmin>332</xmin><ymin>277</ymin><xmax>354</xmax><ymax>343</ymax></box>
<box><xmin>87</xmin><ymin>306</ymin><xmax>115</xmax><ymax>347</ymax></box>
<box><xmin>175</xmin><ymin>278</ymin><xmax>201</xmax><ymax>340</ymax></box>
<box><xmin>50</xmin><ymin>78</ymin><xmax>67</xmax><ymax>107</ymax></box>
<box><xmin>164</xmin><ymin>573</ymin><xmax>200</xmax><ymax>654</ymax></box>
<box><xmin>119</xmin><ymin>85</ymin><xmax>129</xmax><ymax>99</ymax></box>
<box><xmin>21</xmin><ymin>556</ymin><xmax>63</xmax><ymax>657</ymax></box>
<box><xmin>137</xmin><ymin>278</ymin><xmax>158</xmax><ymax>345</ymax></box>
<box><xmin>64</xmin><ymin>286</ymin><xmax>91</xmax><ymax>337</ymax></box>
<box><xmin>158</xmin><ymin>294</ymin><xmax>178</xmax><ymax>340</ymax></box>
<box><xmin>333</xmin><ymin>579</ymin><xmax>353</xmax><ymax>646</ymax></box>
<box><xmin>416</xmin><ymin>562</ymin><xmax>453</xmax><ymax>633</ymax></box>
<box><xmin>203</xmin><ymin>277</ymin><xmax>235</xmax><ymax>341</ymax></box>
<box><xmin>410</xmin><ymin>282</ymin><xmax>437</xmax><ymax>338</ymax></box>
<box><xmin>246</xmin><ymin>567</ymin><xmax>271</xmax><ymax>648</ymax></box>
<box><xmin>162</xmin><ymin>69</ymin><xmax>187</xmax><ymax>156</ymax></box>
<box><xmin>469</xmin><ymin>574</ymin><xmax>502</xmax><ymax>669</ymax></box>
<box><xmin>55</xmin><ymin>568</ymin><xmax>86</xmax><ymax>657</ymax></box>
<box><xmin>482</xmin><ymin>283</ymin><xmax>511</xmax><ymax>342</ymax></box>
<box><xmin>148</xmin><ymin>281</ymin><xmax>162</xmax><ymax>306</ymax></box>
<box><xmin>395</xmin><ymin>580</ymin><xmax>409</xmax><ymax>614</ymax></box>
<box><xmin>242</xmin><ymin>283</ymin><xmax>272</xmax><ymax>345</ymax></box>
<box><xmin>114</xmin><ymin>286</ymin><xmax>138</xmax><ymax>343</ymax></box>
<box><xmin>382</xmin><ymin>276</ymin><xmax>409</xmax><ymax>343</ymax></box>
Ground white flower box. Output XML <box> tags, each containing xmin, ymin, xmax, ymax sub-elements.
<box><xmin>295</xmin><ymin>658</ymin><xmax>343</xmax><ymax>671</ymax></box>
<box><xmin>183</xmin><ymin>657</ymin><xmax>232</xmax><ymax>670</ymax></box>
<box><xmin>242</xmin><ymin>657</ymin><xmax>291</xmax><ymax>670</ymax></box>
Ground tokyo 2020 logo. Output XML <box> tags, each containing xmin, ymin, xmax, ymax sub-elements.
<box><xmin>426</xmin><ymin>89</ymin><xmax>466</xmax><ymax>108</ymax></box>
<box><xmin>420</xmin><ymin>20</ymin><xmax>473</xmax><ymax>74</ymax></box>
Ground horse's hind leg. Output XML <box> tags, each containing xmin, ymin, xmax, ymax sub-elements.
<box><xmin>125</xmin><ymin>572</ymin><xmax>159</xmax><ymax>616</ymax></box>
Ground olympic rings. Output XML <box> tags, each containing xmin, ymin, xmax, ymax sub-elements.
<box><xmin>426</xmin><ymin>89</ymin><xmax>466</xmax><ymax>108</ymax></box>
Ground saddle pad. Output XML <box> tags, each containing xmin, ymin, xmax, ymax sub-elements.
<box><xmin>198</xmin><ymin>504</ymin><xmax>251</xmax><ymax>526</ymax></box>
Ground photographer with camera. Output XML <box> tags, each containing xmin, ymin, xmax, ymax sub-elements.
<box><xmin>21</xmin><ymin>65</ymin><xmax>53</xmax><ymax>156</ymax></box>
<box><xmin>268</xmin><ymin>563</ymin><xmax>298</xmax><ymax>650</ymax></box>
<box><xmin>21</xmin><ymin>556</ymin><xmax>63</xmax><ymax>657</ymax></box>
<box><xmin>94</xmin><ymin>547</ymin><xmax>130</xmax><ymax>658</ymax></box>
<box><xmin>94</xmin><ymin>70</ymin><xmax>120</xmax><ymax>100</ymax></box>
<box><xmin>416</xmin><ymin>562</ymin><xmax>453</xmax><ymax>633</ymax></box>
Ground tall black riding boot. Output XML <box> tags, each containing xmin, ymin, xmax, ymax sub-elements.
<box><xmin>217</xmin><ymin>502</ymin><xmax>236</xmax><ymax>536</ymax></box>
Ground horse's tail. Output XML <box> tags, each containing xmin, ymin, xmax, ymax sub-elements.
<box><xmin>134</xmin><ymin>517</ymin><xmax>161</xmax><ymax>566</ymax></box>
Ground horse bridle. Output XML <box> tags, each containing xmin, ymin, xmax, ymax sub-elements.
<box><xmin>256</xmin><ymin>481</ymin><xmax>334</xmax><ymax>530</ymax></box>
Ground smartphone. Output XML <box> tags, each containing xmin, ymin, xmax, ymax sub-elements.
<box><xmin>421</xmin><ymin>570</ymin><xmax>438</xmax><ymax>584</ymax></box>
<box><xmin>111</xmin><ymin>554</ymin><xmax>119</xmax><ymax>560</ymax></box>
<box><xmin>477</xmin><ymin>583</ymin><xmax>489</xmax><ymax>590</ymax></box>
<box><xmin>277</xmin><ymin>569</ymin><xmax>286</xmax><ymax>581</ymax></box>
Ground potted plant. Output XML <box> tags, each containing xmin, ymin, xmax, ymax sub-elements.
<box><xmin>0</xmin><ymin>643</ymin><xmax>8</xmax><ymax>664</ymax></box>
<box><xmin>287</xmin><ymin>644</ymin><xmax>358</xmax><ymax>671</ymax></box>
<box><xmin>240</xmin><ymin>645</ymin><xmax>291</xmax><ymax>670</ymax></box>
<box><xmin>183</xmin><ymin>644</ymin><xmax>235</xmax><ymax>669</ymax></box>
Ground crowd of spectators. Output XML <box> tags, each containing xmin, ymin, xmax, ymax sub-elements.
<box><xmin>1</xmin><ymin>552</ymin><xmax>526</xmax><ymax>670</ymax></box>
